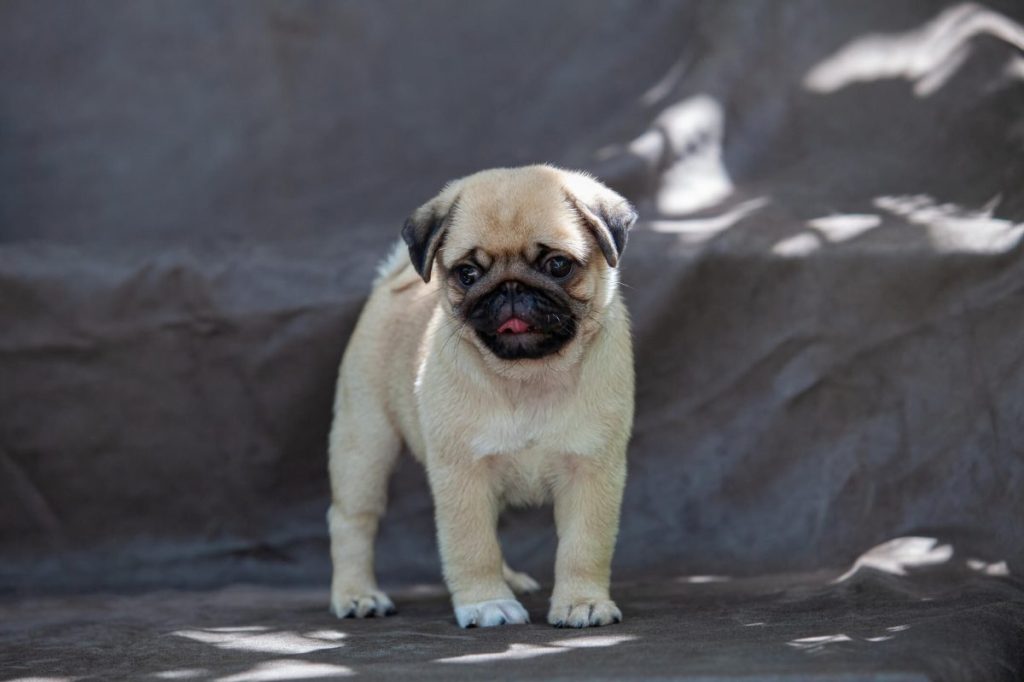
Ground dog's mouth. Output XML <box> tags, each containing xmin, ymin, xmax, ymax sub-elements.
<box><xmin>473</xmin><ymin>312</ymin><xmax>576</xmax><ymax>360</ymax></box>
<box><xmin>476</xmin><ymin>326</ymin><xmax>573</xmax><ymax>359</ymax></box>
<box><xmin>496</xmin><ymin>317</ymin><xmax>532</xmax><ymax>334</ymax></box>
<box><xmin>464</xmin><ymin>280</ymin><xmax>578</xmax><ymax>360</ymax></box>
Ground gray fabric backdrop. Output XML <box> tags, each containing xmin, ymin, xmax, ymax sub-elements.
<box><xmin>2</xmin><ymin>0</ymin><xmax>1023</xmax><ymax>594</ymax></box>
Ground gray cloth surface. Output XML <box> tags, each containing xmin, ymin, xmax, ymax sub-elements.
<box><xmin>2</xmin><ymin>0</ymin><xmax>1024</xmax><ymax>679</ymax></box>
<box><xmin>2</xmin><ymin>566</ymin><xmax>1023</xmax><ymax>682</ymax></box>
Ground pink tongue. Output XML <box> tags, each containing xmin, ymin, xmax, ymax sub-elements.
<box><xmin>497</xmin><ymin>318</ymin><xmax>531</xmax><ymax>334</ymax></box>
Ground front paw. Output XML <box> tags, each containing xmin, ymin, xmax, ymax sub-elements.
<box><xmin>330</xmin><ymin>588</ymin><xmax>396</xmax><ymax>618</ymax></box>
<box><xmin>455</xmin><ymin>599</ymin><xmax>530</xmax><ymax>628</ymax></box>
<box><xmin>548</xmin><ymin>599</ymin><xmax>622</xmax><ymax>628</ymax></box>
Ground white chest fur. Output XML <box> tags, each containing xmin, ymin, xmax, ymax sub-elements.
<box><xmin>469</xmin><ymin>402</ymin><xmax>550</xmax><ymax>458</ymax></box>
<box><xmin>466</xmin><ymin>396</ymin><xmax>605</xmax><ymax>507</ymax></box>
<box><xmin>467</xmin><ymin>394</ymin><xmax>604</xmax><ymax>460</ymax></box>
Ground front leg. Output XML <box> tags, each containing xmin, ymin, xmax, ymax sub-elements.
<box><xmin>549</xmin><ymin>452</ymin><xmax>626</xmax><ymax>628</ymax></box>
<box><xmin>429</xmin><ymin>459</ymin><xmax>530</xmax><ymax>628</ymax></box>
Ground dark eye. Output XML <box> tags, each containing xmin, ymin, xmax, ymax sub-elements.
<box><xmin>455</xmin><ymin>264</ymin><xmax>481</xmax><ymax>287</ymax></box>
<box><xmin>545</xmin><ymin>256</ymin><xmax>574</xmax><ymax>279</ymax></box>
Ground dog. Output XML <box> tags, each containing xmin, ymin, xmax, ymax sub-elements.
<box><xmin>327</xmin><ymin>164</ymin><xmax>636</xmax><ymax>628</ymax></box>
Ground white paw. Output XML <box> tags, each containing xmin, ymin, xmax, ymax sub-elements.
<box><xmin>548</xmin><ymin>599</ymin><xmax>622</xmax><ymax>628</ymax></box>
<box><xmin>455</xmin><ymin>599</ymin><xmax>530</xmax><ymax>628</ymax></box>
<box><xmin>330</xmin><ymin>588</ymin><xmax>396</xmax><ymax>618</ymax></box>
<box><xmin>503</xmin><ymin>566</ymin><xmax>541</xmax><ymax>594</ymax></box>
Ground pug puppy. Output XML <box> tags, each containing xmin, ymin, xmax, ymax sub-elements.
<box><xmin>327</xmin><ymin>165</ymin><xmax>636</xmax><ymax>628</ymax></box>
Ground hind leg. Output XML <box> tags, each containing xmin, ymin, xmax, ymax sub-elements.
<box><xmin>503</xmin><ymin>561</ymin><xmax>540</xmax><ymax>594</ymax></box>
<box><xmin>327</xmin><ymin>389</ymin><xmax>400</xmax><ymax>618</ymax></box>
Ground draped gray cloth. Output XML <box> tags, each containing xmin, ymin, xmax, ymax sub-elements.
<box><xmin>2</xmin><ymin>1</ymin><xmax>1023</xmax><ymax>679</ymax></box>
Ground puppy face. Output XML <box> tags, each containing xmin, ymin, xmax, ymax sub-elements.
<box><xmin>402</xmin><ymin>165</ymin><xmax>636</xmax><ymax>362</ymax></box>
<box><xmin>449</xmin><ymin>242</ymin><xmax>583</xmax><ymax>360</ymax></box>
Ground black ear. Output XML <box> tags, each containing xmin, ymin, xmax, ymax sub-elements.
<box><xmin>401</xmin><ymin>211</ymin><xmax>443</xmax><ymax>283</ymax></box>
<box><xmin>401</xmin><ymin>198</ymin><xmax>459</xmax><ymax>283</ymax></box>
<box><xmin>565</xmin><ymin>190</ymin><xmax>638</xmax><ymax>268</ymax></box>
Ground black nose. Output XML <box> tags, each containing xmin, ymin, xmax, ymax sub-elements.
<box><xmin>501</xmin><ymin>281</ymin><xmax>523</xmax><ymax>296</ymax></box>
<box><xmin>495</xmin><ymin>281</ymin><xmax>530</xmax><ymax>318</ymax></box>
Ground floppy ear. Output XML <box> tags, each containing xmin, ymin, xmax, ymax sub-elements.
<box><xmin>401</xmin><ymin>183</ymin><xmax>462</xmax><ymax>282</ymax></box>
<box><xmin>564</xmin><ymin>183</ymin><xmax>638</xmax><ymax>268</ymax></box>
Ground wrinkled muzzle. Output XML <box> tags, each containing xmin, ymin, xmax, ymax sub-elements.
<box><xmin>465</xmin><ymin>281</ymin><xmax>577</xmax><ymax>359</ymax></box>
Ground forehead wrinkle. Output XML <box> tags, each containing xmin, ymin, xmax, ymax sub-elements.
<box><xmin>474</xmin><ymin>248</ymin><xmax>493</xmax><ymax>267</ymax></box>
<box><xmin>536</xmin><ymin>234</ymin><xmax>589</xmax><ymax>261</ymax></box>
<box><xmin>445</xmin><ymin>246</ymin><xmax>493</xmax><ymax>266</ymax></box>
<box><xmin>439</xmin><ymin>182</ymin><xmax>592</xmax><ymax>265</ymax></box>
